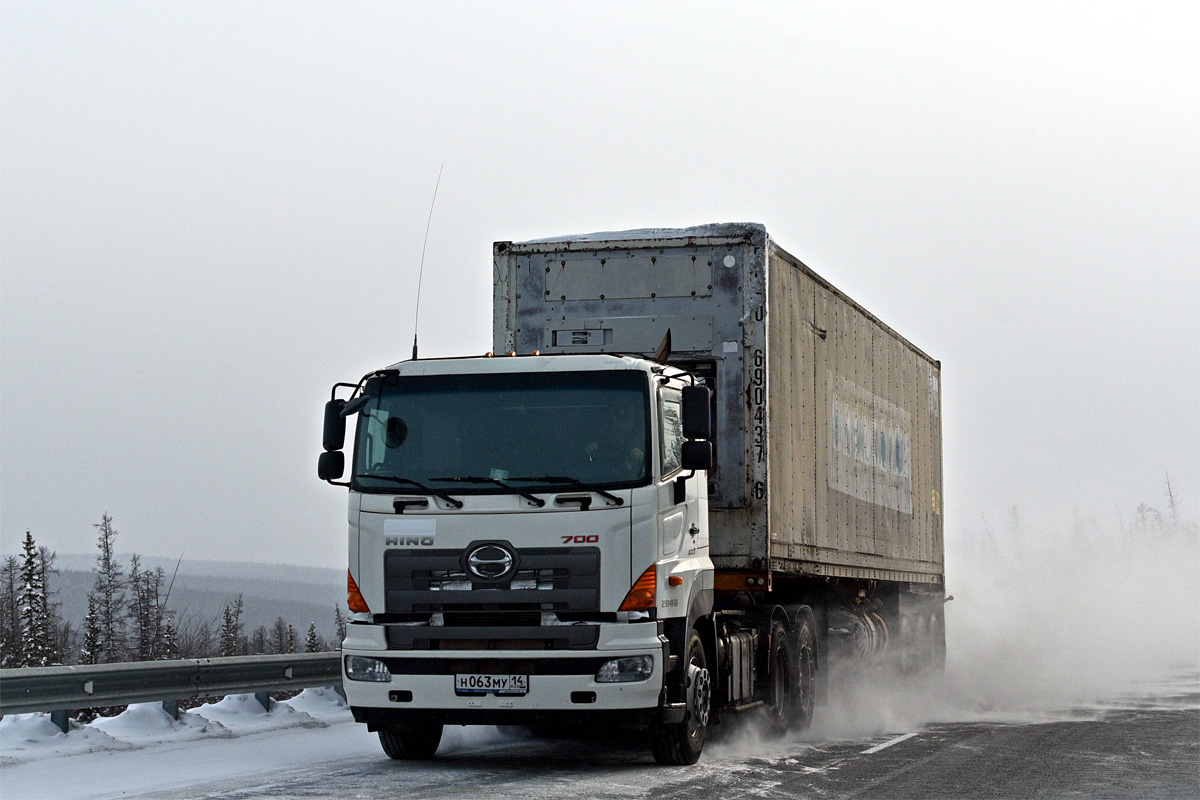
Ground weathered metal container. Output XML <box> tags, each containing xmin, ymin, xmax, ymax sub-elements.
<box><xmin>494</xmin><ymin>224</ymin><xmax>943</xmax><ymax>585</ymax></box>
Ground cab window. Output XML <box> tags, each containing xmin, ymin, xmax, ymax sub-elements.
<box><xmin>659</xmin><ymin>388</ymin><xmax>684</xmax><ymax>478</ymax></box>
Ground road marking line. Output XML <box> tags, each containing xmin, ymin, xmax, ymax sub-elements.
<box><xmin>861</xmin><ymin>732</ymin><xmax>919</xmax><ymax>754</ymax></box>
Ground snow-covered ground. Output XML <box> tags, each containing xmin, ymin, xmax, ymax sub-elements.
<box><xmin>3</xmin><ymin>672</ymin><xmax>1196</xmax><ymax>800</ymax></box>
<box><xmin>0</xmin><ymin>688</ymin><xmax>363</xmax><ymax>799</ymax></box>
<box><xmin>0</xmin><ymin>687</ymin><xmax>349</xmax><ymax>766</ymax></box>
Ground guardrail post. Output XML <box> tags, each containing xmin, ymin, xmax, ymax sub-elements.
<box><xmin>333</xmin><ymin>683</ymin><xmax>346</xmax><ymax>701</ymax></box>
<box><xmin>49</xmin><ymin>709</ymin><xmax>70</xmax><ymax>734</ymax></box>
<box><xmin>254</xmin><ymin>691</ymin><xmax>272</xmax><ymax>712</ymax></box>
<box><xmin>161</xmin><ymin>699</ymin><xmax>179</xmax><ymax>720</ymax></box>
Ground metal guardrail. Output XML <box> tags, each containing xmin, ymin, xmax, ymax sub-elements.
<box><xmin>0</xmin><ymin>652</ymin><xmax>343</xmax><ymax>729</ymax></box>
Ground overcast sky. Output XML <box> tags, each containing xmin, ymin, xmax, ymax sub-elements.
<box><xmin>2</xmin><ymin>2</ymin><xmax>1196</xmax><ymax>568</ymax></box>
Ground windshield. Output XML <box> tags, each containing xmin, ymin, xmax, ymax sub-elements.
<box><xmin>352</xmin><ymin>369</ymin><xmax>651</xmax><ymax>493</ymax></box>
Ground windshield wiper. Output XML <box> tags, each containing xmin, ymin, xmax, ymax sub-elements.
<box><xmin>429</xmin><ymin>476</ymin><xmax>546</xmax><ymax>508</ymax></box>
<box><xmin>353</xmin><ymin>474</ymin><xmax>464</xmax><ymax>509</ymax></box>
<box><xmin>505</xmin><ymin>476</ymin><xmax>624</xmax><ymax>507</ymax></box>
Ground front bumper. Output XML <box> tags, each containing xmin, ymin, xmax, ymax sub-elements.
<box><xmin>342</xmin><ymin>621</ymin><xmax>676</xmax><ymax>725</ymax></box>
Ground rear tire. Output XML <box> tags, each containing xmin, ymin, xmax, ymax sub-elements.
<box><xmin>762</xmin><ymin>615</ymin><xmax>816</xmax><ymax>735</ymax></box>
<box><xmin>791</xmin><ymin>617</ymin><xmax>816</xmax><ymax>731</ymax></box>
<box><xmin>763</xmin><ymin>620</ymin><xmax>795</xmax><ymax>736</ymax></box>
<box><xmin>378</xmin><ymin>722</ymin><xmax>443</xmax><ymax>760</ymax></box>
<box><xmin>651</xmin><ymin>629</ymin><xmax>709</xmax><ymax>765</ymax></box>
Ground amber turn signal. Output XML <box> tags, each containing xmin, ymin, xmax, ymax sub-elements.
<box><xmin>347</xmin><ymin>569</ymin><xmax>370</xmax><ymax>613</ymax></box>
<box><xmin>619</xmin><ymin>564</ymin><xmax>657</xmax><ymax>611</ymax></box>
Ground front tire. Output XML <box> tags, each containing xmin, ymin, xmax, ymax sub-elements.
<box><xmin>651</xmin><ymin>629</ymin><xmax>710</xmax><ymax>765</ymax></box>
<box><xmin>378</xmin><ymin>722</ymin><xmax>443</xmax><ymax>760</ymax></box>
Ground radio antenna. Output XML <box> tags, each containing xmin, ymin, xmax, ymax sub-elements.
<box><xmin>412</xmin><ymin>162</ymin><xmax>444</xmax><ymax>360</ymax></box>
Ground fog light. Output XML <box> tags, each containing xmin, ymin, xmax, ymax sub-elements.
<box><xmin>595</xmin><ymin>655</ymin><xmax>653</xmax><ymax>683</ymax></box>
<box><xmin>345</xmin><ymin>655</ymin><xmax>391</xmax><ymax>682</ymax></box>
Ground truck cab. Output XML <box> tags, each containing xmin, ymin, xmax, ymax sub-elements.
<box><xmin>321</xmin><ymin>353</ymin><xmax>718</xmax><ymax>763</ymax></box>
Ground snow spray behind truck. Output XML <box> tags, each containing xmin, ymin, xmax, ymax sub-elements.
<box><xmin>320</xmin><ymin>223</ymin><xmax>944</xmax><ymax>764</ymax></box>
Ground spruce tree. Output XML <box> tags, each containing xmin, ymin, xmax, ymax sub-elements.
<box><xmin>18</xmin><ymin>531</ymin><xmax>53</xmax><ymax>667</ymax></box>
<box><xmin>0</xmin><ymin>556</ymin><xmax>21</xmax><ymax>667</ymax></box>
<box><xmin>218</xmin><ymin>594</ymin><xmax>244</xmax><ymax>657</ymax></box>
<box><xmin>80</xmin><ymin>595</ymin><xmax>102</xmax><ymax>665</ymax></box>
<box><xmin>219</xmin><ymin>605</ymin><xmax>238</xmax><ymax>656</ymax></box>
<box><xmin>304</xmin><ymin>621</ymin><xmax>321</xmax><ymax>653</ymax></box>
<box><xmin>91</xmin><ymin>514</ymin><xmax>127</xmax><ymax>662</ymax></box>
<box><xmin>160</xmin><ymin>617</ymin><xmax>179</xmax><ymax>660</ymax></box>
<box><xmin>333</xmin><ymin>605</ymin><xmax>346</xmax><ymax>647</ymax></box>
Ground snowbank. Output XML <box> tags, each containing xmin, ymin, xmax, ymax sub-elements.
<box><xmin>0</xmin><ymin>690</ymin><xmax>351</xmax><ymax>765</ymax></box>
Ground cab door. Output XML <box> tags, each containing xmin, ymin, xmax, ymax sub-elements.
<box><xmin>656</xmin><ymin>386</ymin><xmax>708</xmax><ymax>618</ymax></box>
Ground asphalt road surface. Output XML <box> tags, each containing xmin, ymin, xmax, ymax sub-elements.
<box><xmin>142</xmin><ymin>690</ymin><xmax>1197</xmax><ymax>800</ymax></box>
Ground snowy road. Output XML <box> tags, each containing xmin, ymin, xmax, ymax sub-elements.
<box><xmin>132</xmin><ymin>709</ymin><xmax>1200</xmax><ymax>800</ymax></box>
<box><xmin>3</xmin><ymin>675</ymin><xmax>1196</xmax><ymax>800</ymax></box>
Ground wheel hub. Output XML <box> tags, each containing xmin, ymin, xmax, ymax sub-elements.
<box><xmin>688</xmin><ymin>662</ymin><xmax>711</xmax><ymax>728</ymax></box>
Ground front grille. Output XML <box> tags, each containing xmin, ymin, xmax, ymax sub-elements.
<box><xmin>385</xmin><ymin>623</ymin><xmax>600</xmax><ymax>651</ymax></box>
<box><xmin>443</xmin><ymin>611</ymin><xmax>541</xmax><ymax>627</ymax></box>
<box><xmin>428</xmin><ymin>567</ymin><xmax>557</xmax><ymax>593</ymax></box>
<box><xmin>384</xmin><ymin>546</ymin><xmax>601</xmax><ymax>618</ymax></box>
<box><xmin>378</xmin><ymin>656</ymin><xmax>616</xmax><ymax>675</ymax></box>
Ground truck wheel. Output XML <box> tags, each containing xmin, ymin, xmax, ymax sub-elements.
<box><xmin>791</xmin><ymin>618</ymin><xmax>816</xmax><ymax>730</ymax></box>
<box><xmin>763</xmin><ymin>620</ymin><xmax>796</xmax><ymax>736</ymax></box>
<box><xmin>763</xmin><ymin>617</ymin><xmax>816</xmax><ymax>734</ymax></box>
<box><xmin>651</xmin><ymin>629</ymin><xmax>709</xmax><ymax>765</ymax></box>
<box><xmin>378</xmin><ymin>722</ymin><xmax>443</xmax><ymax>760</ymax></box>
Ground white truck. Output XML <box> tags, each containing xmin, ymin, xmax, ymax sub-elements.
<box><xmin>319</xmin><ymin>223</ymin><xmax>945</xmax><ymax>765</ymax></box>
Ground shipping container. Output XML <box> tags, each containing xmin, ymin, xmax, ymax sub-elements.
<box><xmin>493</xmin><ymin>223</ymin><xmax>944</xmax><ymax>586</ymax></box>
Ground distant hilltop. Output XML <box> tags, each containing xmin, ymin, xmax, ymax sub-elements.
<box><xmin>48</xmin><ymin>552</ymin><xmax>344</xmax><ymax>586</ymax></box>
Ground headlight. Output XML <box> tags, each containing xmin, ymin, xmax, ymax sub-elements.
<box><xmin>344</xmin><ymin>655</ymin><xmax>391</xmax><ymax>682</ymax></box>
<box><xmin>595</xmin><ymin>655</ymin><xmax>653</xmax><ymax>683</ymax></box>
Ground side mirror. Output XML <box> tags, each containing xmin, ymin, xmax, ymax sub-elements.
<box><xmin>340</xmin><ymin>394</ymin><xmax>371</xmax><ymax>418</ymax></box>
<box><xmin>318</xmin><ymin>450</ymin><xmax>345</xmax><ymax>481</ymax></box>
<box><xmin>323</xmin><ymin>399</ymin><xmax>346</xmax><ymax>452</ymax></box>
<box><xmin>681</xmin><ymin>385</ymin><xmax>711</xmax><ymax>440</ymax></box>
<box><xmin>681</xmin><ymin>440</ymin><xmax>713</xmax><ymax>472</ymax></box>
